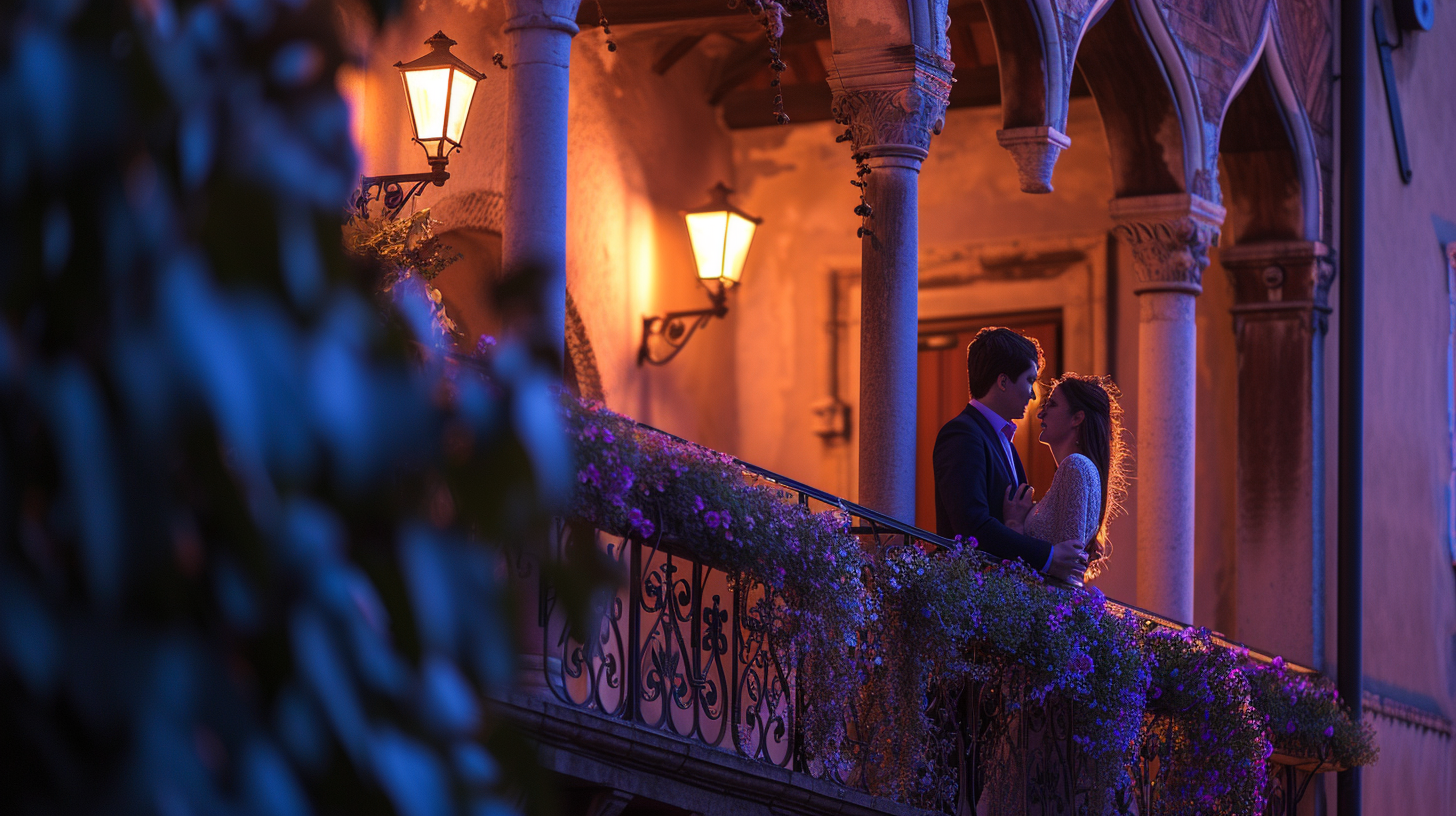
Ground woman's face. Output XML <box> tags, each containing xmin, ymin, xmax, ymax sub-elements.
<box><xmin>1037</xmin><ymin>386</ymin><xmax>1083</xmax><ymax>449</ymax></box>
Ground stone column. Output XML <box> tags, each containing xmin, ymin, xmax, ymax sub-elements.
<box><xmin>1224</xmin><ymin>241</ymin><xmax>1334</xmax><ymax>665</ymax></box>
<box><xmin>828</xmin><ymin>51</ymin><xmax>952</xmax><ymax>522</ymax></box>
<box><xmin>503</xmin><ymin>0</ymin><xmax>580</xmax><ymax>356</ymax></box>
<box><xmin>1110</xmin><ymin>194</ymin><xmax>1224</xmax><ymax>623</ymax></box>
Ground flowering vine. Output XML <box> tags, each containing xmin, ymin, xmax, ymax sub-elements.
<box><xmin>1141</xmin><ymin>627</ymin><xmax>1271</xmax><ymax>815</ymax></box>
<box><xmin>561</xmin><ymin>395</ymin><xmax>868</xmax><ymax>767</ymax></box>
<box><xmin>344</xmin><ymin>209</ymin><xmax>462</xmax><ymax>338</ymax></box>
<box><xmin>1243</xmin><ymin>657</ymin><xmax>1378</xmax><ymax>769</ymax></box>
<box><xmin>562</xmin><ymin>399</ymin><xmax>1378</xmax><ymax>811</ymax></box>
<box><xmin>865</xmin><ymin>546</ymin><xmax>1147</xmax><ymax>800</ymax></box>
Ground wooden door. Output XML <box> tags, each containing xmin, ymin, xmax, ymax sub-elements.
<box><xmin>914</xmin><ymin>312</ymin><xmax>1063</xmax><ymax>531</ymax></box>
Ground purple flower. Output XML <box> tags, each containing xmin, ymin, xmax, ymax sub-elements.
<box><xmin>627</xmin><ymin>507</ymin><xmax>655</xmax><ymax>538</ymax></box>
<box><xmin>1272</xmin><ymin>656</ymin><xmax>1285</xmax><ymax>670</ymax></box>
<box><xmin>1285</xmin><ymin>720</ymin><xmax>1297</xmax><ymax>734</ymax></box>
<box><xmin>704</xmin><ymin>510</ymin><xmax>720</xmax><ymax>528</ymax></box>
<box><xmin>1324</xmin><ymin>725</ymin><xmax>1335</xmax><ymax>738</ymax></box>
<box><xmin>693</xmin><ymin>495</ymin><xmax>704</xmax><ymax>512</ymax></box>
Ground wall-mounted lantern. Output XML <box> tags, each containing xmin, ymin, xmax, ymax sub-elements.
<box><xmin>639</xmin><ymin>184</ymin><xmax>762</xmax><ymax>366</ymax></box>
<box><xmin>353</xmin><ymin>31</ymin><xmax>485</xmax><ymax>220</ymax></box>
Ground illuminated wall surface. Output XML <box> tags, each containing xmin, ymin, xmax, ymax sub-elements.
<box><xmin>344</xmin><ymin>0</ymin><xmax>1456</xmax><ymax>810</ymax></box>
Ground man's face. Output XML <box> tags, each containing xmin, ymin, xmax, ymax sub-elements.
<box><xmin>1006</xmin><ymin>363</ymin><xmax>1039</xmax><ymax>419</ymax></box>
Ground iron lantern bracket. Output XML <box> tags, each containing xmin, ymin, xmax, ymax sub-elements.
<box><xmin>352</xmin><ymin>160</ymin><xmax>450</xmax><ymax>221</ymax></box>
<box><xmin>638</xmin><ymin>284</ymin><xmax>730</xmax><ymax>366</ymax></box>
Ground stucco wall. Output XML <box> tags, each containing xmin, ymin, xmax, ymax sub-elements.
<box><xmin>1347</xmin><ymin>0</ymin><xmax>1456</xmax><ymax>807</ymax></box>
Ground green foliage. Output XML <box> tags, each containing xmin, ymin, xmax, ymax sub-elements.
<box><xmin>0</xmin><ymin>2</ymin><xmax>594</xmax><ymax>815</ymax></box>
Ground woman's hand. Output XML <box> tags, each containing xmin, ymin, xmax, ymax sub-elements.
<box><xmin>1002</xmin><ymin>483</ymin><xmax>1035</xmax><ymax>532</ymax></box>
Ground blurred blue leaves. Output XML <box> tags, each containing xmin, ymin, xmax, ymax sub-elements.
<box><xmin>0</xmin><ymin>1</ymin><xmax>580</xmax><ymax>814</ymax></box>
<box><xmin>371</xmin><ymin>729</ymin><xmax>451</xmax><ymax>816</ymax></box>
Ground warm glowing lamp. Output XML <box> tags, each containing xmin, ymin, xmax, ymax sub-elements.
<box><xmin>396</xmin><ymin>31</ymin><xmax>484</xmax><ymax>171</ymax></box>
<box><xmin>683</xmin><ymin>183</ymin><xmax>762</xmax><ymax>289</ymax></box>
<box><xmin>639</xmin><ymin>184</ymin><xmax>762</xmax><ymax>366</ymax></box>
<box><xmin>352</xmin><ymin>32</ymin><xmax>485</xmax><ymax>220</ymax></box>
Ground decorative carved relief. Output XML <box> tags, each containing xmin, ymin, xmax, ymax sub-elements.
<box><xmin>996</xmin><ymin>126</ymin><xmax>1072</xmax><ymax>194</ymax></box>
<box><xmin>1222</xmin><ymin>240</ymin><xmax>1335</xmax><ymax>333</ymax></box>
<box><xmin>828</xmin><ymin>51</ymin><xmax>953</xmax><ymax>156</ymax></box>
<box><xmin>1110</xmin><ymin>194</ymin><xmax>1225</xmax><ymax>295</ymax></box>
<box><xmin>1146</xmin><ymin>0</ymin><xmax>1274</xmax><ymax>203</ymax></box>
<box><xmin>1273</xmin><ymin>0</ymin><xmax>1334</xmax><ymax>162</ymax></box>
<box><xmin>432</xmin><ymin>189</ymin><xmax>505</xmax><ymax>234</ymax></box>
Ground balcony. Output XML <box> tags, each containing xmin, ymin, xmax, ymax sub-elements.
<box><xmin>505</xmin><ymin>410</ymin><xmax>1363</xmax><ymax>816</ymax></box>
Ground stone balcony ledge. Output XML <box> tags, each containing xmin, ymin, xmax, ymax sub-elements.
<box><xmin>497</xmin><ymin>691</ymin><xmax>928</xmax><ymax>816</ymax></box>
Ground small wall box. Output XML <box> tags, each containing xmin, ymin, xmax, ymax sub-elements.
<box><xmin>1394</xmin><ymin>0</ymin><xmax>1435</xmax><ymax>31</ymax></box>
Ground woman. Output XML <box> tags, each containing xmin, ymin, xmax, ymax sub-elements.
<box><xmin>1004</xmin><ymin>374</ymin><xmax>1126</xmax><ymax>581</ymax></box>
<box><xmin>977</xmin><ymin>375</ymin><xmax>1129</xmax><ymax>816</ymax></box>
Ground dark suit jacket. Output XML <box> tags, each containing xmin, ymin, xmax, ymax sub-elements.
<box><xmin>933</xmin><ymin>404</ymin><xmax>1053</xmax><ymax>569</ymax></box>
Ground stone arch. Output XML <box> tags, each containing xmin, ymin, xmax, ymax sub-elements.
<box><xmin>1072</xmin><ymin>0</ymin><xmax>1273</xmax><ymax>205</ymax></box>
<box><xmin>1074</xmin><ymin>0</ymin><xmax>1192</xmax><ymax>199</ymax></box>
<box><xmin>431</xmin><ymin>189</ymin><xmax>603</xmax><ymax>401</ymax></box>
<box><xmin>1218</xmin><ymin>41</ymin><xmax>1323</xmax><ymax>245</ymax></box>
<box><xmin>826</xmin><ymin>0</ymin><xmax>950</xmax><ymax>57</ymax></box>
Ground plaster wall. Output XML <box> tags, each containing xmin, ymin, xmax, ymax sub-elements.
<box><xmin>1341</xmin><ymin>1</ymin><xmax>1456</xmax><ymax>806</ymax></box>
<box><xmin>351</xmin><ymin>0</ymin><xmax>744</xmax><ymax>455</ymax></box>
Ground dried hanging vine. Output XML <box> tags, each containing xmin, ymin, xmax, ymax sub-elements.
<box><xmin>593</xmin><ymin>0</ymin><xmax>617</xmax><ymax>52</ymax></box>
<box><xmin>735</xmin><ymin>0</ymin><xmax>829</xmax><ymax>124</ymax></box>
<box><xmin>835</xmin><ymin>126</ymin><xmax>874</xmax><ymax>239</ymax></box>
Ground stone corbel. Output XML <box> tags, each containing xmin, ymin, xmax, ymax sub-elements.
<box><xmin>1110</xmin><ymin>194</ymin><xmax>1225</xmax><ymax>295</ymax></box>
<box><xmin>827</xmin><ymin>46</ymin><xmax>953</xmax><ymax>160</ymax></box>
<box><xmin>981</xmin><ymin>0</ymin><xmax>1113</xmax><ymax>193</ymax></box>
<box><xmin>1223</xmin><ymin>240</ymin><xmax>1335</xmax><ymax>334</ymax></box>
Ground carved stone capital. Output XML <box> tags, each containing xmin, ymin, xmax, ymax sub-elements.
<box><xmin>1223</xmin><ymin>241</ymin><xmax>1335</xmax><ymax>334</ymax></box>
<box><xmin>828</xmin><ymin>46</ymin><xmax>953</xmax><ymax>160</ymax></box>
<box><xmin>1110</xmin><ymin>194</ymin><xmax>1225</xmax><ymax>295</ymax></box>
<box><xmin>996</xmin><ymin>126</ymin><xmax>1072</xmax><ymax>194</ymax></box>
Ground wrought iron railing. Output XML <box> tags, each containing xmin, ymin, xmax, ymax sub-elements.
<box><xmin>534</xmin><ymin>420</ymin><xmax>1330</xmax><ymax>815</ymax></box>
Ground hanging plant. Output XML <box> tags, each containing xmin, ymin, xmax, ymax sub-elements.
<box><xmin>344</xmin><ymin>209</ymin><xmax>462</xmax><ymax>338</ymax></box>
<box><xmin>1142</xmin><ymin>627</ymin><xmax>1271</xmax><ymax>816</ymax></box>
<box><xmin>1242</xmin><ymin>657</ymin><xmax>1378</xmax><ymax>769</ymax></box>
<box><xmin>561</xmin><ymin>394</ymin><xmax>869</xmax><ymax>773</ymax></box>
<box><xmin>865</xmin><ymin>547</ymin><xmax>1147</xmax><ymax>800</ymax></box>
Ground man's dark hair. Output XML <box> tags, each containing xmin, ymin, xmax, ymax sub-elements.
<box><xmin>965</xmin><ymin>327</ymin><xmax>1043</xmax><ymax>400</ymax></box>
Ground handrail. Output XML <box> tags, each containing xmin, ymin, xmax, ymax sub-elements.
<box><xmin>441</xmin><ymin>346</ymin><xmax>1319</xmax><ymax>675</ymax></box>
<box><xmin>634</xmin><ymin>420</ymin><xmax>962</xmax><ymax>548</ymax></box>
<box><xmin>632</xmin><ymin>418</ymin><xmax>1318</xmax><ymax>675</ymax></box>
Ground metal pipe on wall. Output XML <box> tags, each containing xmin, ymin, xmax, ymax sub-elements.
<box><xmin>1336</xmin><ymin>0</ymin><xmax>1366</xmax><ymax>814</ymax></box>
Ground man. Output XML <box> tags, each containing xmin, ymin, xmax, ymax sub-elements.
<box><xmin>933</xmin><ymin>327</ymin><xmax>1088</xmax><ymax>582</ymax></box>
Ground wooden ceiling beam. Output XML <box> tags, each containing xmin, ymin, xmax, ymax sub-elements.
<box><xmin>653</xmin><ymin>34</ymin><xmax>706</xmax><ymax>75</ymax></box>
<box><xmin>707</xmin><ymin>37</ymin><xmax>772</xmax><ymax>105</ymax></box>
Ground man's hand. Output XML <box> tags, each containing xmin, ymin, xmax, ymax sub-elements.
<box><xmin>1046</xmin><ymin>537</ymin><xmax>1090</xmax><ymax>583</ymax></box>
<box><xmin>1002</xmin><ymin>483</ymin><xmax>1035</xmax><ymax>532</ymax></box>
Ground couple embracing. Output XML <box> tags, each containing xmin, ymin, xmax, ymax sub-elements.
<box><xmin>933</xmin><ymin>327</ymin><xmax>1125</xmax><ymax>586</ymax></box>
